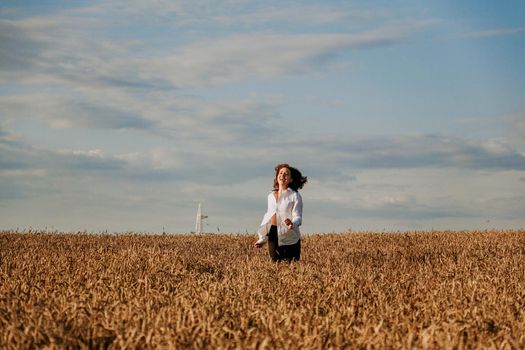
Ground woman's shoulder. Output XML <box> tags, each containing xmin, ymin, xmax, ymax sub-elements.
<box><xmin>288</xmin><ymin>188</ymin><xmax>302</xmax><ymax>198</ymax></box>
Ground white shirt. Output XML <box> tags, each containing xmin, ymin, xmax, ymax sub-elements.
<box><xmin>257</xmin><ymin>188</ymin><xmax>303</xmax><ymax>246</ymax></box>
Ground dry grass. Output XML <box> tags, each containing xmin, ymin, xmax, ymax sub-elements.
<box><xmin>1</xmin><ymin>230</ymin><xmax>524</xmax><ymax>349</ymax></box>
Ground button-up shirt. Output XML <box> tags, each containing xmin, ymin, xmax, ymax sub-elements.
<box><xmin>257</xmin><ymin>188</ymin><xmax>303</xmax><ymax>246</ymax></box>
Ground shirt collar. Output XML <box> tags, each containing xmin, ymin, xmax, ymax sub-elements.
<box><xmin>275</xmin><ymin>188</ymin><xmax>294</xmax><ymax>195</ymax></box>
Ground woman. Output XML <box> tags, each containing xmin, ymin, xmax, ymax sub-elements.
<box><xmin>255</xmin><ymin>163</ymin><xmax>307</xmax><ymax>262</ymax></box>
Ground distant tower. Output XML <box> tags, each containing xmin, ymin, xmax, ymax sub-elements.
<box><xmin>195</xmin><ymin>202</ymin><xmax>208</xmax><ymax>234</ymax></box>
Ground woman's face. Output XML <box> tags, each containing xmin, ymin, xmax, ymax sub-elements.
<box><xmin>277</xmin><ymin>167</ymin><xmax>293</xmax><ymax>188</ymax></box>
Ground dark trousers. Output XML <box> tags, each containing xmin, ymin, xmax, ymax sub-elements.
<box><xmin>267</xmin><ymin>225</ymin><xmax>301</xmax><ymax>262</ymax></box>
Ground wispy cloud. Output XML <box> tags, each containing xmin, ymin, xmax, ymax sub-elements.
<box><xmin>0</xmin><ymin>17</ymin><xmax>412</xmax><ymax>89</ymax></box>
<box><xmin>64</xmin><ymin>1</ymin><xmax>396</xmax><ymax>29</ymax></box>
<box><xmin>2</xmin><ymin>122</ymin><xmax>524</xmax><ymax>231</ymax></box>
<box><xmin>151</xmin><ymin>30</ymin><xmax>409</xmax><ymax>87</ymax></box>
<box><xmin>0</xmin><ymin>91</ymin><xmax>280</xmax><ymax>145</ymax></box>
<box><xmin>0</xmin><ymin>93</ymin><xmax>156</xmax><ymax>131</ymax></box>
<box><xmin>0</xmin><ymin>0</ymin><xmax>435</xmax><ymax>91</ymax></box>
<box><xmin>4</xmin><ymin>125</ymin><xmax>522</xmax><ymax>191</ymax></box>
<box><xmin>276</xmin><ymin>134</ymin><xmax>525</xmax><ymax>172</ymax></box>
<box><xmin>461</xmin><ymin>26</ymin><xmax>525</xmax><ymax>38</ymax></box>
<box><xmin>499</xmin><ymin>109</ymin><xmax>525</xmax><ymax>150</ymax></box>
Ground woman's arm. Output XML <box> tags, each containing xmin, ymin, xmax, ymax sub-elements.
<box><xmin>255</xmin><ymin>193</ymin><xmax>274</xmax><ymax>247</ymax></box>
<box><xmin>290</xmin><ymin>192</ymin><xmax>303</xmax><ymax>229</ymax></box>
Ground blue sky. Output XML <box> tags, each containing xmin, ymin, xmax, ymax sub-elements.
<box><xmin>1</xmin><ymin>0</ymin><xmax>524</xmax><ymax>233</ymax></box>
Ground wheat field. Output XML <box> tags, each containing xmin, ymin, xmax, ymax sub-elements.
<box><xmin>1</xmin><ymin>230</ymin><xmax>524</xmax><ymax>349</ymax></box>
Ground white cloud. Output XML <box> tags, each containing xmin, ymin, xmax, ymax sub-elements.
<box><xmin>58</xmin><ymin>149</ymin><xmax>105</xmax><ymax>158</ymax></box>
<box><xmin>65</xmin><ymin>1</ymin><xmax>395</xmax><ymax>29</ymax></box>
<box><xmin>0</xmin><ymin>91</ymin><xmax>281</xmax><ymax>146</ymax></box>
<box><xmin>0</xmin><ymin>93</ymin><xmax>156</xmax><ymax>131</ymax></box>
<box><xmin>0</xmin><ymin>169</ymin><xmax>47</xmax><ymax>177</ymax></box>
<box><xmin>305</xmin><ymin>166</ymin><xmax>525</xmax><ymax>231</ymax></box>
<box><xmin>2</xmin><ymin>121</ymin><xmax>525</xmax><ymax>232</ymax></box>
<box><xmin>461</xmin><ymin>26</ymin><xmax>525</xmax><ymax>38</ymax></box>
<box><xmin>0</xmin><ymin>3</ymin><xmax>425</xmax><ymax>90</ymax></box>
<box><xmin>272</xmin><ymin>133</ymin><xmax>525</xmax><ymax>172</ymax></box>
<box><xmin>151</xmin><ymin>31</ymin><xmax>407</xmax><ymax>87</ymax></box>
<box><xmin>116</xmin><ymin>148</ymin><xmax>183</xmax><ymax>171</ymax></box>
<box><xmin>500</xmin><ymin>110</ymin><xmax>525</xmax><ymax>152</ymax></box>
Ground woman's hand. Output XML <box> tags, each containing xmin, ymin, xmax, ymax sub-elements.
<box><xmin>254</xmin><ymin>238</ymin><xmax>265</xmax><ymax>248</ymax></box>
<box><xmin>284</xmin><ymin>218</ymin><xmax>293</xmax><ymax>229</ymax></box>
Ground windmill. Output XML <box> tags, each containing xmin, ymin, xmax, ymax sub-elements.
<box><xmin>194</xmin><ymin>202</ymin><xmax>208</xmax><ymax>234</ymax></box>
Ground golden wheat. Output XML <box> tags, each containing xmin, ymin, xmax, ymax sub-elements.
<box><xmin>1</xmin><ymin>230</ymin><xmax>524</xmax><ymax>349</ymax></box>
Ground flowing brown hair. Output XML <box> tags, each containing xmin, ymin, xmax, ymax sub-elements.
<box><xmin>273</xmin><ymin>163</ymin><xmax>308</xmax><ymax>191</ymax></box>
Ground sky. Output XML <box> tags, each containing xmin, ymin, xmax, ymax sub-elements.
<box><xmin>1</xmin><ymin>0</ymin><xmax>524</xmax><ymax>234</ymax></box>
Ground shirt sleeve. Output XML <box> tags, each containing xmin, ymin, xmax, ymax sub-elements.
<box><xmin>291</xmin><ymin>192</ymin><xmax>303</xmax><ymax>228</ymax></box>
<box><xmin>256</xmin><ymin>193</ymin><xmax>275</xmax><ymax>243</ymax></box>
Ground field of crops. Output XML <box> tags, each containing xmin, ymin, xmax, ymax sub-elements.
<box><xmin>1</xmin><ymin>230</ymin><xmax>524</xmax><ymax>349</ymax></box>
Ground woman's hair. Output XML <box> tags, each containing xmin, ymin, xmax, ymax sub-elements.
<box><xmin>273</xmin><ymin>163</ymin><xmax>308</xmax><ymax>191</ymax></box>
